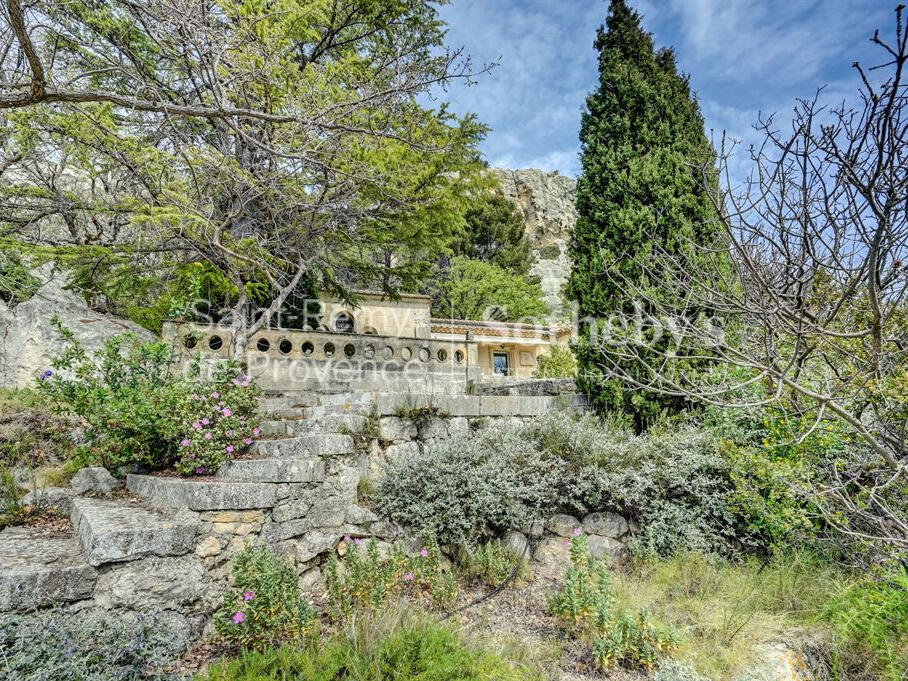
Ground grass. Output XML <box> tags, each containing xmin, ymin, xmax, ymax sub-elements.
<box><xmin>611</xmin><ymin>551</ymin><xmax>908</xmax><ymax>681</ymax></box>
<box><xmin>198</xmin><ymin>605</ymin><xmax>542</xmax><ymax>681</ymax></box>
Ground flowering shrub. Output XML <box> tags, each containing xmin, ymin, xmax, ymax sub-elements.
<box><xmin>214</xmin><ymin>544</ymin><xmax>316</xmax><ymax>652</ymax></box>
<box><xmin>37</xmin><ymin>320</ymin><xmax>261</xmax><ymax>475</ymax></box>
<box><xmin>550</xmin><ymin>534</ymin><xmax>676</xmax><ymax>671</ymax></box>
<box><xmin>324</xmin><ymin>537</ymin><xmax>458</xmax><ymax>620</ymax></box>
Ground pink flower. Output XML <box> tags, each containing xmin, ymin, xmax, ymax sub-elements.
<box><xmin>226</xmin><ymin>430</ymin><xmax>233</xmax><ymax>437</ymax></box>
<box><xmin>204</xmin><ymin>432</ymin><xmax>212</xmax><ymax>440</ymax></box>
<box><xmin>244</xmin><ymin>438</ymin><xmax>253</xmax><ymax>445</ymax></box>
<box><xmin>196</xmin><ymin>467</ymin><xmax>205</xmax><ymax>475</ymax></box>
<box><xmin>573</xmin><ymin>527</ymin><xmax>582</xmax><ymax>536</ymax></box>
<box><xmin>232</xmin><ymin>611</ymin><xmax>245</xmax><ymax>624</ymax></box>
<box><xmin>222</xmin><ymin>408</ymin><xmax>232</xmax><ymax>417</ymax></box>
<box><xmin>354</xmin><ymin>538</ymin><xmax>361</xmax><ymax>545</ymax></box>
<box><xmin>212</xmin><ymin>392</ymin><xmax>220</xmax><ymax>399</ymax></box>
<box><xmin>226</xmin><ymin>445</ymin><xmax>234</xmax><ymax>453</ymax></box>
<box><xmin>420</xmin><ymin>548</ymin><xmax>429</xmax><ymax>558</ymax></box>
<box><xmin>202</xmin><ymin>418</ymin><xmax>210</xmax><ymax>425</ymax></box>
<box><xmin>243</xmin><ymin>590</ymin><xmax>254</xmax><ymax>602</ymax></box>
<box><xmin>343</xmin><ymin>535</ymin><xmax>351</xmax><ymax>542</ymax></box>
<box><xmin>232</xmin><ymin>379</ymin><xmax>240</xmax><ymax>386</ymax></box>
<box><xmin>192</xmin><ymin>422</ymin><xmax>201</xmax><ymax>430</ymax></box>
<box><xmin>404</xmin><ymin>572</ymin><xmax>414</xmax><ymax>582</ymax></box>
<box><xmin>181</xmin><ymin>439</ymin><xmax>191</xmax><ymax>447</ymax></box>
<box><xmin>253</xmin><ymin>427</ymin><xmax>261</xmax><ymax>436</ymax></box>
<box><xmin>219</xmin><ymin>401</ymin><xmax>225</xmax><ymax>407</ymax></box>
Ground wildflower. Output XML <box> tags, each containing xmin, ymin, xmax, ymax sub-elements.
<box><xmin>39</xmin><ymin>369</ymin><xmax>52</xmax><ymax>380</ymax></box>
<box><xmin>226</xmin><ymin>430</ymin><xmax>233</xmax><ymax>437</ymax></box>
<box><xmin>204</xmin><ymin>432</ymin><xmax>212</xmax><ymax>440</ymax></box>
<box><xmin>202</xmin><ymin>418</ymin><xmax>210</xmax><ymax>425</ymax></box>
<box><xmin>232</xmin><ymin>378</ymin><xmax>240</xmax><ymax>386</ymax></box>
<box><xmin>219</xmin><ymin>401</ymin><xmax>225</xmax><ymax>407</ymax></box>
<box><xmin>212</xmin><ymin>392</ymin><xmax>220</xmax><ymax>399</ymax></box>
<box><xmin>232</xmin><ymin>611</ymin><xmax>245</xmax><ymax>624</ymax></box>
<box><xmin>404</xmin><ymin>572</ymin><xmax>414</xmax><ymax>582</ymax></box>
<box><xmin>244</xmin><ymin>438</ymin><xmax>253</xmax><ymax>445</ymax></box>
<box><xmin>354</xmin><ymin>538</ymin><xmax>361</xmax><ymax>545</ymax></box>
<box><xmin>243</xmin><ymin>590</ymin><xmax>255</xmax><ymax>602</ymax></box>
<box><xmin>573</xmin><ymin>527</ymin><xmax>582</xmax><ymax>537</ymax></box>
<box><xmin>192</xmin><ymin>422</ymin><xmax>202</xmax><ymax>430</ymax></box>
<box><xmin>196</xmin><ymin>467</ymin><xmax>205</xmax><ymax>475</ymax></box>
<box><xmin>420</xmin><ymin>548</ymin><xmax>429</xmax><ymax>558</ymax></box>
<box><xmin>181</xmin><ymin>439</ymin><xmax>191</xmax><ymax>447</ymax></box>
<box><xmin>226</xmin><ymin>445</ymin><xmax>234</xmax><ymax>454</ymax></box>
<box><xmin>253</xmin><ymin>427</ymin><xmax>261</xmax><ymax>436</ymax></box>
<box><xmin>343</xmin><ymin>535</ymin><xmax>351</xmax><ymax>543</ymax></box>
<box><xmin>222</xmin><ymin>408</ymin><xmax>232</xmax><ymax>417</ymax></box>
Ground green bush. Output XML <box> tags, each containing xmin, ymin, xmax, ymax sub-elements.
<box><xmin>0</xmin><ymin>607</ymin><xmax>188</xmax><ymax>680</ymax></box>
<box><xmin>37</xmin><ymin>321</ymin><xmax>261</xmax><ymax>475</ymax></box>
<box><xmin>199</xmin><ymin>608</ymin><xmax>539</xmax><ymax>681</ymax></box>
<box><xmin>324</xmin><ymin>538</ymin><xmax>457</xmax><ymax>619</ymax></box>
<box><xmin>214</xmin><ymin>544</ymin><xmax>316</xmax><ymax>652</ymax></box>
<box><xmin>550</xmin><ymin>535</ymin><xmax>676</xmax><ymax>671</ymax></box>
<box><xmin>460</xmin><ymin>539</ymin><xmax>528</xmax><ymax>587</ymax></box>
<box><xmin>533</xmin><ymin>346</ymin><xmax>577</xmax><ymax>378</ymax></box>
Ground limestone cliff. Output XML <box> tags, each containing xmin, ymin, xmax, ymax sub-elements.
<box><xmin>492</xmin><ymin>168</ymin><xmax>576</xmax><ymax>317</ymax></box>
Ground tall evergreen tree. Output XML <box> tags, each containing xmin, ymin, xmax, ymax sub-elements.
<box><xmin>567</xmin><ymin>0</ymin><xmax>719</xmax><ymax>429</ymax></box>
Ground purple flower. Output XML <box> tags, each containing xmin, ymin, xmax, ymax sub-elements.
<box><xmin>343</xmin><ymin>535</ymin><xmax>351</xmax><ymax>542</ymax></box>
<box><xmin>201</xmin><ymin>418</ymin><xmax>210</xmax><ymax>426</ymax></box>
<box><xmin>243</xmin><ymin>590</ymin><xmax>254</xmax><ymax>602</ymax></box>
<box><xmin>232</xmin><ymin>611</ymin><xmax>245</xmax><ymax>624</ymax></box>
<box><xmin>219</xmin><ymin>401</ymin><xmax>226</xmax><ymax>407</ymax></box>
<box><xmin>192</xmin><ymin>422</ymin><xmax>202</xmax><ymax>430</ymax></box>
<box><xmin>212</xmin><ymin>391</ymin><xmax>220</xmax><ymax>399</ymax></box>
<box><xmin>354</xmin><ymin>538</ymin><xmax>361</xmax><ymax>546</ymax></box>
<box><xmin>253</xmin><ymin>427</ymin><xmax>261</xmax><ymax>436</ymax></box>
<box><xmin>226</xmin><ymin>430</ymin><xmax>233</xmax><ymax>437</ymax></box>
<box><xmin>226</xmin><ymin>445</ymin><xmax>234</xmax><ymax>453</ymax></box>
<box><xmin>196</xmin><ymin>467</ymin><xmax>205</xmax><ymax>475</ymax></box>
<box><xmin>244</xmin><ymin>438</ymin><xmax>253</xmax><ymax>445</ymax></box>
<box><xmin>404</xmin><ymin>572</ymin><xmax>414</xmax><ymax>582</ymax></box>
<box><xmin>573</xmin><ymin>527</ymin><xmax>582</xmax><ymax>537</ymax></box>
<box><xmin>420</xmin><ymin>548</ymin><xmax>429</xmax><ymax>558</ymax></box>
<box><xmin>222</xmin><ymin>408</ymin><xmax>232</xmax><ymax>417</ymax></box>
<box><xmin>181</xmin><ymin>439</ymin><xmax>191</xmax><ymax>447</ymax></box>
<box><xmin>232</xmin><ymin>378</ymin><xmax>240</xmax><ymax>386</ymax></box>
<box><xmin>39</xmin><ymin>369</ymin><xmax>52</xmax><ymax>380</ymax></box>
<box><xmin>204</xmin><ymin>432</ymin><xmax>212</xmax><ymax>440</ymax></box>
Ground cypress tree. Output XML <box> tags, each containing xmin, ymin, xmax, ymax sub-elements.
<box><xmin>567</xmin><ymin>0</ymin><xmax>719</xmax><ymax>429</ymax></box>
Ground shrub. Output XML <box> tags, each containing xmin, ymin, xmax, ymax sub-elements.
<box><xmin>550</xmin><ymin>535</ymin><xmax>676</xmax><ymax>671</ymax></box>
<box><xmin>37</xmin><ymin>321</ymin><xmax>261</xmax><ymax>475</ymax></box>
<box><xmin>324</xmin><ymin>538</ymin><xmax>457</xmax><ymax>619</ymax></box>
<box><xmin>199</xmin><ymin>607</ymin><xmax>539</xmax><ymax>681</ymax></box>
<box><xmin>460</xmin><ymin>539</ymin><xmax>528</xmax><ymax>588</ymax></box>
<box><xmin>214</xmin><ymin>544</ymin><xmax>316</xmax><ymax>652</ymax></box>
<box><xmin>0</xmin><ymin>388</ymin><xmax>77</xmax><ymax>470</ymax></box>
<box><xmin>533</xmin><ymin>346</ymin><xmax>577</xmax><ymax>378</ymax></box>
<box><xmin>0</xmin><ymin>607</ymin><xmax>188</xmax><ymax>680</ymax></box>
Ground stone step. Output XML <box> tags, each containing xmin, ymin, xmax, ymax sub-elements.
<box><xmin>0</xmin><ymin>527</ymin><xmax>97</xmax><ymax>611</ymax></box>
<box><xmin>269</xmin><ymin>403</ymin><xmax>372</xmax><ymax>419</ymax></box>
<box><xmin>70</xmin><ymin>497</ymin><xmax>199</xmax><ymax>567</ymax></box>
<box><xmin>259</xmin><ymin>413</ymin><xmax>367</xmax><ymax>437</ymax></box>
<box><xmin>252</xmin><ymin>433</ymin><xmax>354</xmax><ymax>458</ymax></box>
<box><xmin>127</xmin><ymin>474</ymin><xmax>277</xmax><ymax>511</ymax></box>
<box><xmin>219</xmin><ymin>457</ymin><xmax>325</xmax><ymax>483</ymax></box>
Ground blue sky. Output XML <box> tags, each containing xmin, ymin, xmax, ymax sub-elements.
<box><xmin>436</xmin><ymin>0</ymin><xmax>894</xmax><ymax>177</ymax></box>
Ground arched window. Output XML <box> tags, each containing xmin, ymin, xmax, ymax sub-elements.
<box><xmin>334</xmin><ymin>312</ymin><xmax>355</xmax><ymax>333</ymax></box>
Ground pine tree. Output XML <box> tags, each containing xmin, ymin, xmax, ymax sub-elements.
<box><xmin>567</xmin><ymin>0</ymin><xmax>719</xmax><ymax>429</ymax></box>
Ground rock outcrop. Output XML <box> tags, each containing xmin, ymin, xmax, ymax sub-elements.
<box><xmin>0</xmin><ymin>266</ymin><xmax>155</xmax><ymax>388</ymax></box>
<box><xmin>493</xmin><ymin>168</ymin><xmax>577</xmax><ymax>317</ymax></box>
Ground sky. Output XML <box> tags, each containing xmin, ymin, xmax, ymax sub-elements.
<box><xmin>435</xmin><ymin>0</ymin><xmax>895</xmax><ymax>178</ymax></box>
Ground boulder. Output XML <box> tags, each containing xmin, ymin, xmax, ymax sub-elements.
<box><xmin>384</xmin><ymin>440</ymin><xmax>419</xmax><ymax>460</ymax></box>
<box><xmin>378</xmin><ymin>417</ymin><xmax>417</xmax><ymax>442</ymax></box>
<box><xmin>93</xmin><ymin>555</ymin><xmax>206</xmax><ymax>610</ymax></box>
<box><xmin>545</xmin><ymin>513</ymin><xmax>581</xmax><ymax>538</ymax></box>
<box><xmin>587</xmin><ymin>535</ymin><xmax>629</xmax><ymax>565</ymax></box>
<box><xmin>71</xmin><ymin>467</ymin><xmax>122</xmax><ymax>495</ymax></box>
<box><xmin>21</xmin><ymin>486</ymin><xmax>73</xmax><ymax>514</ymax></box>
<box><xmin>0</xmin><ymin>266</ymin><xmax>155</xmax><ymax>388</ymax></box>
<box><xmin>501</xmin><ymin>530</ymin><xmax>530</xmax><ymax>558</ymax></box>
<box><xmin>582</xmin><ymin>511</ymin><xmax>629</xmax><ymax>539</ymax></box>
<box><xmin>532</xmin><ymin>536</ymin><xmax>572</xmax><ymax>582</ymax></box>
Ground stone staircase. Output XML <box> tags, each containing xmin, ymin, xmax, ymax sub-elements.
<box><xmin>0</xmin><ymin>392</ymin><xmax>374</xmax><ymax>613</ymax></box>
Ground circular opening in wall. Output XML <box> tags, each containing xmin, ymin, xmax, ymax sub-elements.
<box><xmin>454</xmin><ymin>350</ymin><xmax>464</xmax><ymax>364</ymax></box>
<box><xmin>364</xmin><ymin>344</ymin><xmax>375</xmax><ymax>359</ymax></box>
<box><xmin>344</xmin><ymin>343</ymin><xmax>356</xmax><ymax>358</ymax></box>
<box><xmin>334</xmin><ymin>312</ymin><xmax>355</xmax><ymax>333</ymax></box>
<box><xmin>418</xmin><ymin>347</ymin><xmax>430</xmax><ymax>362</ymax></box>
<box><xmin>324</xmin><ymin>343</ymin><xmax>336</xmax><ymax>357</ymax></box>
<box><xmin>302</xmin><ymin>341</ymin><xmax>314</xmax><ymax>356</ymax></box>
<box><xmin>208</xmin><ymin>335</ymin><xmax>223</xmax><ymax>351</ymax></box>
<box><xmin>256</xmin><ymin>338</ymin><xmax>270</xmax><ymax>352</ymax></box>
<box><xmin>437</xmin><ymin>348</ymin><xmax>448</xmax><ymax>362</ymax></box>
<box><xmin>383</xmin><ymin>346</ymin><xmax>394</xmax><ymax>360</ymax></box>
<box><xmin>183</xmin><ymin>335</ymin><xmax>198</xmax><ymax>350</ymax></box>
<box><xmin>401</xmin><ymin>346</ymin><xmax>412</xmax><ymax>361</ymax></box>
<box><xmin>279</xmin><ymin>339</ymin><xmax>293</xmax><ymax>355</ymax></box>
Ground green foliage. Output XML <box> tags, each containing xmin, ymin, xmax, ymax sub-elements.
<box><xmin>450</xmin><ymin>193</ymin><xmax>534</xmax><ymax>276</ymax></box>
<box><xmin>324</xmin><ymin>538</ymin><xmax>457</xmax><ymax>620</ymax></box>
<box><xmin>550</xmin><ymin>535</ymin><xmax>676</xmax><ymax>671</ymax></box>
<box><xmin>0</xmin><ymin>607</ymin><xmax>188</xmax><ymax>680</ymax></box>
<box><xmin>460</xmin><ymin>539</ymin><xmax>528</xmax><ymax>587</ymax></box>
<box><xmin>429</xmin><ymin>257</ymin><xmax>549</xmax><ymax>321</ymax></box>
<box><xmin>0</xmin><ymin>247</ymin><xmax>39</xmax><ymax>305</ymax></box>
<box><xmin>567</xmin><ymin>0</ymin><xmax>720</xmax><ymax>427</ymax></box>
<box><xmin>0</xmin><ymin>388</ymin><xmax>76</xmax><ymax>470</ymax></box>
<box><xmin>199</xmin><ymin>608</ymin><xmax>539</xmax><ymax>681</ymax></box>
<box><xmin>0</xmin><ymin>465</ymin><xmax>23</xmax><ymax>529</ymax></box>
<box><xmin>214</xmin><ymin>544</ymin><xmax>317</xmax><ymax>652</ymax></box>
<box><xmin>533</xmin><ymin>345</ymin><xmax>577</xmax><ymax>378</ymax></box>
<box><xmin>37</xmin><ymin>322</ymin><xmax>261</xmax><ymax>474</ymax></box>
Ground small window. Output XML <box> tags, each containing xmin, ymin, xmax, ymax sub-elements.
<box><xmin>437</xmin><ymin>348</ymin><xmax>448</xmax><ymax>362</ymax></box>
<box><xmin>401</xmin><ymin>347</ymin><xmax>412</xmax><ymax>361</ymax></box>
<box><xmin>183</xmin><ymin>335</ymin><xmax>198</xmax><ymax>349</ymax></box>
<box><xmin>302</xmin><ymin>341</ymin><xmax>314</xmax><ymax>356</ymax></box>
<box><xmin>454</xmin><ymin>350</ymin><xmax>464</xmax><ymax>364</ymax></box>
<box><xmin>344</xmin><ymin>343</ymin><xmax>356</xmax><ymax>358</ymax></box>
<box><xmin>363</xmin><ymin>344</ymin><xmax>375</xmax><ymax>359</ymax></box>
<box><xmin>208</xmin><ymin>335</ymin><xmax>223</xmax><ymax>351</ymax></box>
<box><xmin>256</xmin><ymin>338</ymin><xmax>270</xmax><ymax>352</ymax></box>
<box><xmin>362</xmin><ymin>326</ymin><xmax>378</xmax><ymax>335</ymax></box>
<box><xmin>279</xmin><ymin>339</ymin><xmax>293</xmax><ymax>354</ymax></box>
<box><xmin>383</xmin><ymin>346</ymin><xmax>394</xmax><ymax>360</ymax></box>
<box><xmin>324</xmin><ymin>343</ymin><xmax>336</xmax><ymax>357</ymax></box>
<box><xmin>334</xmin><ymin>312</ymin><xmax>355</xmax><ymax>333</ymax></box>
<box><xmin>418</xmin><ymin>347</ymin><xmax>430</xmax><ymax>362</ymax></box>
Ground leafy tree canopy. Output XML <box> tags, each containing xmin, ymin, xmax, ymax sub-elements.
<box><xmin>449</xmin><ymin>193</ymin><xmax>533</xmax><ymax>276</ymax></box>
